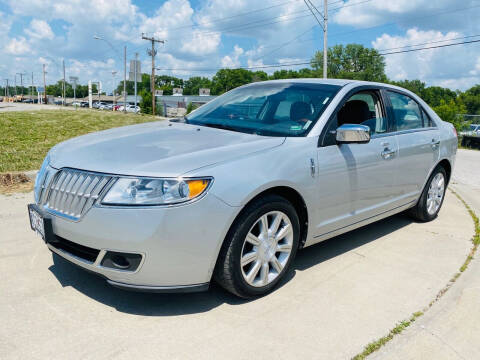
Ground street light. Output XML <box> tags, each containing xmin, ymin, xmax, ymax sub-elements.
<box><xmin>93</xmin><ymin>35</ymin><xmax>126</xmax><ymax>111</ymax></box>
<box><xmin>112</xmin><ymin>70</ymin><xmax>117</xmax><ymax>107</ymax></box>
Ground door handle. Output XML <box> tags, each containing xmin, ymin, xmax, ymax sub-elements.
<box><xmin>381</xmin><ymin>148</ymin><xmax>396</xmax><ymax>159</ymax></box>
<box><xmin>431</xmin><ymin>139</ymin><xmax>440</xmax><ymax>149</ymax></box>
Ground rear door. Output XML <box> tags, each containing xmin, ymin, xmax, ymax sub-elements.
<box><xmin>386</xmin><ymin>91</ymin><xmax>440</xmax><ymax>202</ymax></box>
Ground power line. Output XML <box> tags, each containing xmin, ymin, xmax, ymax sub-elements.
<box><xmin>379</xmin><ymin>39</ymin><xmax>480</xmax><ymax>55</ymax></box>
<box><xmin>91</xmin><ymin>0</ymin><xmax>371</xmax><ymax>64</ymax></box>
<box><xmin>156</xmin><ymin>37</ymin><xmax>480</xmax><ymax>73</ymax></box>
<box><xmin>250</xmin><ymin>2</ymin><xmax>480</xmax><ymax>62</ymax></box>
<box><xmin>167</xmin><ymin>0</ymin><xmax>371</xmax><ymax>41</ymax></box>
<box><xmin>377</xmin><ymin>34</ymin><xmax>480</xmax><ymax>52</ymax></box>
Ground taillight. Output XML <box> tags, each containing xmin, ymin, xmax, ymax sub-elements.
<box><xmin>453</xmin><ymin>126</ymin><xmax>457</xmax><ymax>137</ymax></box>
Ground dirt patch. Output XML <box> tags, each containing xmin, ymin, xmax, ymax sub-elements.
<box><xmin>0</xmin><ymin>173</ymin><xmax>34</xmax><ymax>194</ymax></box>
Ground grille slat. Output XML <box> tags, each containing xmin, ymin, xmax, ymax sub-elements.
<box><xmin>38</xmin><ymin>169</ymin><xmax>112</xmax><ymax>220</ymax></box>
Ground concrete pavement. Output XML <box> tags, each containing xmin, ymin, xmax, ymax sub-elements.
<box><xmin>0</xmin><ymin>151</ymin><xmax>477</xmax><ymax>359</ymax></box>
<box><xmin>371</xmin><ymin>149</ymin><xmax>480</xmax><ymax>360</ymax></box>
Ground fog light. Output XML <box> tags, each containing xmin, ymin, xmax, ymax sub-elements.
<box><xmin>101</xmin><ymin>251</ymin><xmax>142</xmax><ymax>272</ymax></box>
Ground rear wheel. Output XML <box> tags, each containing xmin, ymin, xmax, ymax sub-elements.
<box><xmin>408</xmin><ymin>166</ymin><xmax>447</xmax><ymax>222</ymax></box>
<box><xmin>214</xmin><ymin>195</ymin><xmax>299</xmax><ymax>298</ymax></box>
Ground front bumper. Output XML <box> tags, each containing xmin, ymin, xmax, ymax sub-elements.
<box><xmin>34</xmin><ymin>193</ymin><xmax>239</xmax><ymax>292</ymax></box>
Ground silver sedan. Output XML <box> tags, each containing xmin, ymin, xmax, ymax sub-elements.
<box><xmin>28</xmin><ymin>79</ymin><xmax>457</xmax><ymax>298</ymax></box>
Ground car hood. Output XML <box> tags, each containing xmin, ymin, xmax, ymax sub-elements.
<box><xmin>49</xmin><ymin>121</ymin><xmax>285</xmax><ymax>176</ymax></box>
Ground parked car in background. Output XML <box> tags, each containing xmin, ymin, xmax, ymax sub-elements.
<box><xmin>93</xmin><ymin>101</ymin><xmax>107</xmax><ymax>109</ymax></box>
<box><xmin>28</xmin><ymin>79</ymin><xmax>457</xmax><ymax>298</ymax></box>
<box><xmin>80</xmin><ymin>101</ymin><xmax>89</xmax><ymax>107</ymax></box>
<box><xmin>22</xmin><ymin>98</ymin><xmax>34</xmax><ymax>103</ymax></box>
<box><xmin>71</xmin><ymin>101</ymin><xmax>82</xmax><ymax>107</ymax></box>
<box><xmin>459</xmin><ymin>124</ymin><xmax>480</xmax><ymax>137</ymax></box>
<box><xmin>126</xmin><ymin>105</ymin><xmax>140</xmax><ymax>113</ymax></box>
<box><xmin>113</xmin><ymin>104</ymin><xmax>122</xmax><ymax>111</ymax></box>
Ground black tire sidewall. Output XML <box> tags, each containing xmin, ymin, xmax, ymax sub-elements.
<box><xmin>419</xmin><ymin>166</ymin><xmax>447</xmax><ymax>221</ymax></box>
<box><xmin>228</xmin><ymin>196</ymin><xmax>300</xmax><ymax>297</ymax></box>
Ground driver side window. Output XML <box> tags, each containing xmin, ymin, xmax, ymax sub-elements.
<box><xmin>323</xmin><ymin>90</ymin><xmax>387</xmax><ymax>146</ymax></box>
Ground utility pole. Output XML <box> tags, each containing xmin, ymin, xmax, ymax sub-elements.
<box><xmin>62</xmin><ymin>59</ymin><xmax>66</xmax><ymax>106</ymax></box>
<box><xmin>134</xmin><ymin>52</ymin><xmax>138</xmax><ymax>110</ymax></box>
<box><xmin>3</xmin><ymin>79</ymin><xmax>9</xmax><ymax>97</ymax></box>
<box><xmin>31</xmin><ymin>72</ymin><xmax>34</xmax><ymax>99</ymax></box>
<box><xmin>43</xmin><ymin>64</ymin><xmax>47</xmax><ymax>104</ymax></box>
<box><xmin>142</xmin><ymin>33</ymin><xmax>164</xmax><ymax>115</ymax></box>
<box><xmin>123</xmin><ymin>45</ymin><xmax>127</xmax><ymax>112</ymax></box>
<box><xmin>14</xmin><ymin>74</ymin><xmax>17</xmax><ymax>97</ymax></box>
<box><xmin>323</xmin><ymin>0</ymin><xmax>328</xmax><ymax>79</ymax></box>
<box><xmin>304</xmin><ymin>0</ymin><xmax>328</xmax><ymax>78</ymax></box>
<box><xmin>16</xmin><ymin>72</ymin><xmax>26</xmax><ymax>97</ymax></box>
<box><xmin>112</xmin><ymin>71</ymin><xmax>117</xmax><ymax>106</ymax></box>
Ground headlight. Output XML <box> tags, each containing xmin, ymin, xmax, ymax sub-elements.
<box><xmin>34</xmin><ymin>154</ymin><xmax>50</xmax><ymax>203</ymax></box>
<box><xmin>101</xmin><ymin>177</ymin><xmax>212</xmax><ymax>205</ymax></box>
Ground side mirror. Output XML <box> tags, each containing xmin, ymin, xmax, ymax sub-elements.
<box><xmin>336</xmin><ymin>124</ymin><xmax>371</xmax><ymax>144</ymax></box>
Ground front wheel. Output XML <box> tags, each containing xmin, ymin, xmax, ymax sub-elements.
<box><xmin>214</xmin><ymin>195</ymin><xmax>300</xmax><ymax>298</ymax></box>
<box><xmin>408</xmin><ymin>166</ymin><xmax>447</xmax><ymax>222</ymax></box>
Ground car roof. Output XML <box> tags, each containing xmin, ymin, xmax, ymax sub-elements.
<box><xmin>246</xmin><ymin>78</ymin><xmax>353</xmax><ymax>86</ymax></box>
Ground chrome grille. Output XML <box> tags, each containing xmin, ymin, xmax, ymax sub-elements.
<box><xmin>38</xmin><ymin>168</ymin><xmax>112</xmax><ymax>220</ymax></box>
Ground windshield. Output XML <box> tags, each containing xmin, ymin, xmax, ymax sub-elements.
<box><xmin>184</xmin><ymin>82</ymin><xmax>341</xmax><ymax>136</ymax></box>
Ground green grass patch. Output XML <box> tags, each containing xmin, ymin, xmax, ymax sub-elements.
<box><xmin>0</xmin><ymin>109</ymin><xmax>158</xmax><ymax>172</ymax></box>
<box><xmin>351</xmin><ymin>190</ymin><xmax>480</xmax><ymax>360</ymax></box>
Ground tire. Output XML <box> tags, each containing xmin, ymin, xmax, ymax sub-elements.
<box><xmin>214</xmin><ymin>194</ymin><xmax>300</xmax><ymax>298</ymax></box>
<box><xmin>408</xmin><ymin>165</ymin><xmax>447</xmax><ymax>222</ymax></box>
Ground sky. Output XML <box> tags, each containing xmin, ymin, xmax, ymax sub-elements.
<box><xmin>0</xmin><ymin>0</ymin><xmax>479</xmax><ymax>93</ymax></box>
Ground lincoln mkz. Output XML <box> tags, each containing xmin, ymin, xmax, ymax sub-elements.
<box><xmin>28</xmin><ymin>79</ymin><xmax>457</xmax><ymax>298</ymax></box>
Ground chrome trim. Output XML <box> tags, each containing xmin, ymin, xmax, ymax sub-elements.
<box><xmin>106</xmin><ymin>280</ymin><xmax>210</xmax><ymax>293</ymax></box>
<box><xmin>38</xmin><ymin>168</ymin><xmax>113</xmax><ymax>221</ymax></box>
<box><xmin>336</xmin><ymin>124</ymin><xmax>371</xmax><ymax>143</ymax></box>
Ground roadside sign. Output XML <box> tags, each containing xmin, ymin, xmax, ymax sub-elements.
<box><xmin>129</xmin><ymin>60</ymin><xmax>141</xmax><ymax>82</ymax></box>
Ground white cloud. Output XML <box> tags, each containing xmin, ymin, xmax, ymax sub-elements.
<box><xmin>5</xmin><ymin>37</ymin><xmax>32</xmax><ymax>55</ymax></box>
<box><xmin>333</xmin><ymin>0</ymin><xmax>480</xmax><ymax>33</ymax></box>
<box><xmin>25</xmin><ymin>19</ymin><xmax>54</xmax><ymax>40</ymax></box>
<box><xmin>373</xmin><ymin>28</ymin><xmax>480</xmax><ymax>90</ymax></box>
<box><xmin>180</xmin><ymin>30</ymin><xmax>221</xmax><ymax>55</ymax></box>
<box><xmin>221</xmin><ymin>45</ymin><xmax>244</xmax><ymax>68</ymax></box>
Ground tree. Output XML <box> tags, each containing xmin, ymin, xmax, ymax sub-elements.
<box><xmin>139</xmin><ymin>89</ymin><xmax>152</xmax><ymax>115</ymax></box>
<box><xmin>389</xmin><ymin>79</ymin><xmax>426</xmax><ymax>97</ymax></box>
<box><xmin>311</xmin><ymin>44</ymin><xmax>387</xmax><ymax>81</ymax></box>
<box><xmin>212</xmin><ymin>69</ymin><xmax>254</xmax><ymax>94</ymax></box>
<box><xmin>459</xmin><ymin>85</ymin><xmax>480</xmax><ymax>114</ymax></box>
<box><xmin>183</xmin><ymin>77</ymin><xmax>213</xmax><ymax>95</ymax></box>
<box><xmin>432</xmin><ymin>99</ymin><xmax>467</xmax><ymax>131</ymax></box>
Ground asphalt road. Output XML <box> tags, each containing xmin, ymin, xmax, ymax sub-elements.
<box><xmin>0</xmin><ymin>150</ymin><xmax>478</xmax><ymax>359</ymax></box>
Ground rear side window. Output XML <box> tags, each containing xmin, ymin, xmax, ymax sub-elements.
<box><xmin>421</xmin><ymin>109</ymin><xmax>433</xmax><ymax>127</ymax></box>
<box><xmin>387</xmin><ymin>91</ymin><xmax>424</xmax><ymax>130</ymax></box>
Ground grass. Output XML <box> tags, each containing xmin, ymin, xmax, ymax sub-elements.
<box><xmin>352</xmin><ymin>189</ymin><xmax>480</xmax><ymax>360</ymax></box>
<box><xmin>0</xmin><ymin>109</ymin><xmax>159</xmax><ymax>172</ymax></box>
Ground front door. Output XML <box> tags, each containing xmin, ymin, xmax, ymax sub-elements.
<box><xmin>313</xmin><ymin>89</ymin><xmax>402</xmax><ymax>239</ymax></box>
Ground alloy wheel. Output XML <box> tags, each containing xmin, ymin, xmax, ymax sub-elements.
<box><xmin>426</xmin><ymin>172</ymin><xmax>445</xmax><ymax>215</ymax></box>
<box><xmin>240</xmin><ymin>211</ymin><xmax>294</xmax><ymax>287</ymax></box>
